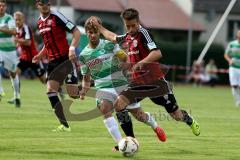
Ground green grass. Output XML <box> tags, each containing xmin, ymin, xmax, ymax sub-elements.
<box><xmin>0</xmin><ymin>79</ymin><xmax>240</xmax><ymax>160</ymax></box>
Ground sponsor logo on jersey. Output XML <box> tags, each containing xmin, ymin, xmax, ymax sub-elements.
<box><xmin>39</xmin><ymin>27</ymin><xmax>51</xmax><ymax>33</ymax></box>
<box><xmin>133</xmin><ymin>40</ymin><xmax>138</xmax><ymax>47</ymax></box>
<box><xmin>87</xmin><ymin>56</ymin><xmax>110</xmax><ymax>68</ymax></box>
<box><xmin>128</xmin><ymin>50</ymin><xmax>139</xmax><ymax>55</ymax></box>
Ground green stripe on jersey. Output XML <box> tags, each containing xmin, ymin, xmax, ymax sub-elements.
<box><xmin>226</xmin><ymin>40</ymin><xmax>240</xmax><ymax>68</ymax></box>
<box><xmin>0</xmin><ymin>33</ymin><xmax>13</xmax><ymax>38</ymax></box>
<box><xmin>0</xmin><ymin>46</ymin><xmax>16</xmax><ymax>52</ymax></box>
<box><xmin>0</xmin><ymin>14</ymin><xmax>16</xmax><ymax>52</ymax></box>
<box><xmin>80</xmin><ymin>39</ymin><xmax>129</xmax><ymax>89</ymax></box>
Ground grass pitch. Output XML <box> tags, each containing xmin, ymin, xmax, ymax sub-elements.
<box><xmin>0</xmin><ymin>79</ymin><xmax>239</xmax><ymax>160</ymax></box>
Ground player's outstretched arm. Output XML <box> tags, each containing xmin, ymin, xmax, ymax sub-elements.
<box><xmin>79</xmin><ymin>74</ymin><xmax>91</xmax><ymax>100</ymax></box>
<box><xmin>14</xmin><ymin>37</ymin><xmax>31</xmax><ymax>46</ymax></box>
<box><xmin>133</xmin><ymin>50</ymin><xmax>162</xmax><ymax>71</ymax></box>
<box><xmin>69</xmin><ymin>28</ymin><xmax>81</xmax><ymax>60</ymax></box>
<box><xmin>32</xmin><ymin>46</ymin><xmax>47</xmax><ymax>63</ymax></box>
<box><xmin>0</xmin><ymin>28</ymin><xmax>16</xmax><ymax>36</ymax></box>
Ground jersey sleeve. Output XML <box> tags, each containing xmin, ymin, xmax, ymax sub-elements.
<box><xmin>116</xmin><ymin>34</ymin><xmax>127</xmax><ymax>44</ymax></box>
<box><xmin>7</xmin><ymin>16</ymin><xmax>16</xmax><ymax>30</ymax></box>
<box><xmin>23</xmin><ymin>25</ymin><xmax>31</xmax><ymax>40</ymax></box>
<box><xmin>225</xmin><ymin>43</ymin><xmax>232</xmax><ymax>55</ymax></box>
<box><xmin>139</xmin><ymin>28</ymin><xmax>158</xmax><ymax>51</ymax></box>
<box><xmin>52</xmin><ymin>11</ymin><xmax>76</xmax><ymax>33</ymax></box>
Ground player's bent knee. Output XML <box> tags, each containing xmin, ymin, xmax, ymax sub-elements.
<box><xmin>98</xmin><ymin>100</ymin><xmax>114</xmax><ymax>116</ymax></box>
<box><xmin>114</xmin><ymin>95</ymin><xmax>130</xmax><ymax>112</ymax></box>
<box><xmin>47</xmin><ymin>81</ymin><xmax>60</xmax><ymax>93</ymax></box>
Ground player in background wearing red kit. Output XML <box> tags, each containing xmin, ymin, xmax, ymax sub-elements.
<box><xmin>33</xmin><ymin>0</ymin><xmax>80</xmax><ymax>131</ymax></box>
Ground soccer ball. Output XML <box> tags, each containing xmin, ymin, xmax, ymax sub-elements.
<box><xmin>118</xmin><ymin>137</ymin><xmax>139</xmax><ymax>157</ymax></box>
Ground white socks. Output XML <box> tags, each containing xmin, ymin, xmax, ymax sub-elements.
<box><xmin>145</xmin><ymin>112</ymin><xmax>158</xmax><ymax>129</ymax></box>
<box><xmin>104</xmin><ymin>116</ymin><xmax>122</xmax><ymax>143</ymax></box>
<box><xmin>0</xmin><ymin>74</ymin><xmax>4</xmax><ymax>94</ymax></box>
<box><xmin>11</xmin><ymin>75</ymin><xmax>20</xmax><ymax>99</ymax></box>
<box><xmin>231</xmin><ymin>87</ymin><xmax>240</xmax><ymax>106</ymax></box>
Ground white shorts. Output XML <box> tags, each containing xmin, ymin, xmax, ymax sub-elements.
<box><xmin>96</xmin><ymin>85</ymin><xmax>140</xmax><ymax>110</ymax></box>
<box><xmin>0</xmin><ymin>50</ymin><xmax>19</xmax><ymax>72</ymax></box>
<box><xmin>229</xmin><ymin>67</ymin><xmax>240</xmax><ymax>86</ymax></box>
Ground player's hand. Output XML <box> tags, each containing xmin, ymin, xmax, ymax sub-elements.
<box><xmin>133</xmin><ymin>62</ymin><xmax>145</xmax><ymax>71</ymax></box>
<box><xmin>79</xmin><ymin>89</ymin><xmax>86</xmax><ymax>100</ymax></box>
<box><xmin>228</xmin><ymin>59</ymin><xmax>233</xmax><ymax>65</ymax></box>
<box><xmin>69</xmin><ymin>50</ymin><xmax>77</xmax><ymax>61</ymax></box>
<box><xmin>90</xmin><ymin>16</ymin><xmax>101</xmax><ymax>28</ymax></box>
<box><xmin>79</xmin><ymin>86</ymin><xmax>90</xmax><ymax>100</ymax></box>
<box><xmin>119</xmin><ymin>62</ymin><xmax>131</xmax><ymax>71</ymax></box>
<box><xmin>32</xmin><ymin>54</ymin><xmax>41</xmax><ymax>63</ymax></box>
<box><xmin>66</xmin><ymin>84</ymin><xmax>79</xmax><ymax>99</ymax></box>
<box><xmin>13</xmin><ymin>37</ymin><xmax>18</xmax><ymax>43</ymax></box>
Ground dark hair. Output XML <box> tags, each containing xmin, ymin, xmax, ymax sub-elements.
<box><xmin>36</xmin><ymin>0</ymin><xmax>50</xmax><ymax>3</ymax></box>
<box><xmin>121</xmin><ymin>8</ymin><xmax>139</xmax><ymax>21</ymax></box>
<box><xmin>0</xmin><ymin>0</ymin><xmax>6</xmax><ymax>4</ymax></box>
<box><xmin>84</xmin><ymin>16</ymin><xmax>102</xmax><ymax>32</ymax></box>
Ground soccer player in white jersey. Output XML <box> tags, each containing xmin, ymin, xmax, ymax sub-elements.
<box><xmin>79</xmin><ymin>17</ymin><xmax>166</xmax><ymax>150</ymax></box>
<box><xmin>224</xmin><ymin>31</ymin><xmax>240</xmax><ymax>107</ymax></box>
<box><xmin>0</xmin><ymin>0</ymin><xmax>20</xmax><ymax>107</ymax></box>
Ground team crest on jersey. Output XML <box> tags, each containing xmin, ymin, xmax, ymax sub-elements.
<box><xmin>47</xmin><ymin>20</ymin><xmax>52</xmax><ymax>26</ymax></box>
<box><xmin>133</xmin><ymin>40</ymin><xmax>138</xmax><ymax>47</ymax></box>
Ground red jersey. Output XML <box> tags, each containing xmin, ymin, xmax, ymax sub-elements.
<box><xmin>16</xmin><ymin>24</ymin><xmax>38</xmax><ymax>62</ymax></box>
<box><xmin>37</xmin><ymin>11</ymin><xmax>76</xmax><ymax>62</ymax></box>
<box><xmin>116</xmin><ymin>26</ymin><xmax>165</xmax><ymax>84</ymax></box>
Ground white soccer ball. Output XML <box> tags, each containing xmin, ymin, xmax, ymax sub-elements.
<box><xmin>118</xmin><ymin>137</ymin><xmax>139</xmax><ymax>157</ymax></box>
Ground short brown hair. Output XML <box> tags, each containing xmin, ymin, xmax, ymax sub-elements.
<box><xmin>84</xmin><ymin>16</ymin><xmax>102</xmax><ymax>32</ymax></box>
<box><xmin>121</xmin><ymin>8</ymin><xmax>139</xmax><ymax>21</ymax></box>
<box><xmin>0</xmin><ymin>0</ymin><xmax>6</xmax><ymax>3</ymax></box>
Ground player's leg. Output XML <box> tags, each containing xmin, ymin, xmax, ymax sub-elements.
<box><xmin>98</xmin><ymin>99</ymin><xmax>122</xmax><ymax>144</ymax></box>
<box><xmin>31</xmin><ymin>62</ymin><xmax>46</xmax><ymax>84</ymax></box>
<box><xmin>0</xmin><ymin>73</ymin><xmax>5</xmax><ymax>101</ymax></box>
<box><xmin>46</xmin><ymin>59</ymin><xmax>72</xmax><ymax>131</ymax></box>
<box><xmin>2</xmin><ymin>50</ymin><xmax>20</xmax><ymax>107</ymax></box>
<box><xmin>150</xmin><ymin>94</ymin><xmax>200</xmax><ymax>136</ymax></box>
<box><xmin>8</xmin><ymin>71</ymin><xmax>21</xmax><ymax>107</ymax></box>
<box><xmin>114</xmin><ymin>79</ymin><xmax>171</xmax><ymax>138</ymax></box>
<box><xmin>61</xmin><ymin>65</ymin><xmax>79</xmax><ymax>100</ymax></box>
<box><xmin>7</xmin><ymin>60</ymin><xmax>27</xmax><ymax>105</ymax></box>
<box><xmin>47</xmin><ymin>80</ymin><xmax>70</xmax><ymax>131</ymax></box>
<box><xmin>114</xmin><ymin>95</ymin><xmax>136</xmax><ymax>138</ymax></box>
<box><xmin>229</xmin><ymin>67</ymin><xmax>240</xmax><ymax>106</ymax></box>
<box><xmin>96</xmin><ymin>88</ymin><xmax>135</xmax><ymax>139</ymax></box>
<box><xmin>0</xmin><ymin>54</ymin><xmax>5</xmax><ymax>99</ymax></box>
<box><xmin>128</xmin><ymin>106</ymin><xmax>166</xmax><ymax>142</ymax></box>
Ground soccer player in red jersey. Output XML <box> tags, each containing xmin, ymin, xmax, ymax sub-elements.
<box><xmin>33</xmin><ymin>0</ymin><xmax>80</xmax><ymax>131</ymax></box>
<box><xmin>14</xmin><ymin>11</ymin><xmax>46</xmax><ymax>83</ymax></box>
<box><xmin>7</xmin><ymin>11</ymin><xmax>46</xmax><ymax>107</ymax></box>
<box><xmin>92</xmin><ymin>8</ymin><xmax>200</xmax><ymax>136</ymax></box>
